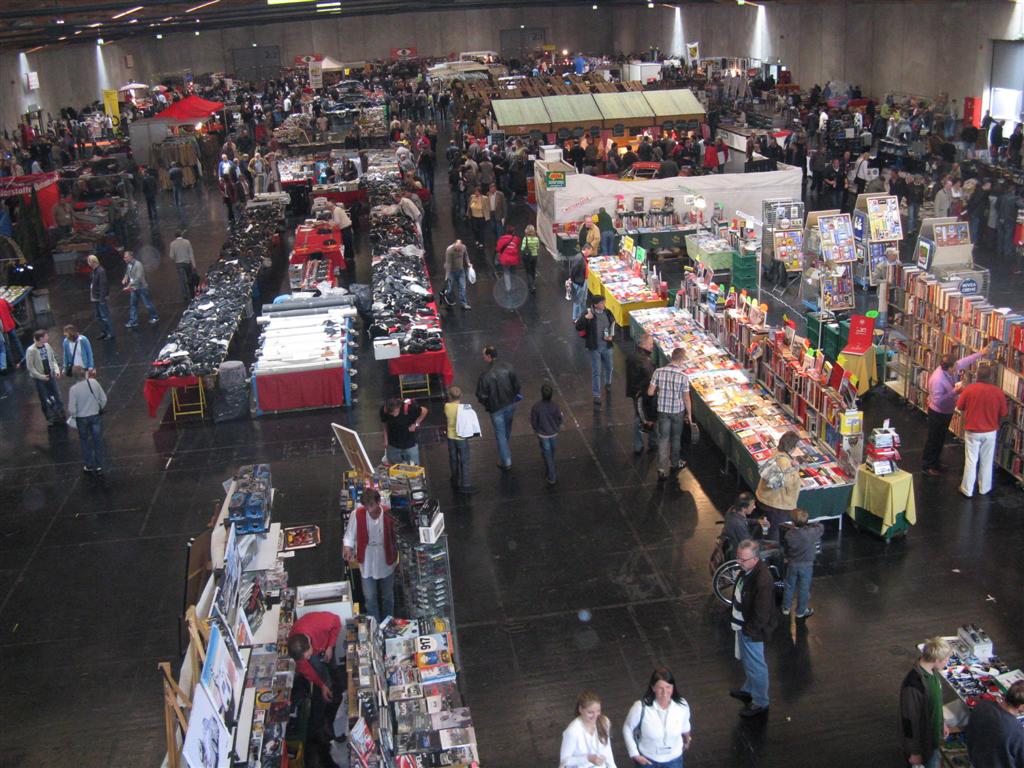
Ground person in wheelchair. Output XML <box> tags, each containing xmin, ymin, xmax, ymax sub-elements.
<box><xmin>722</xmin><ymin>492</ymin><xmax>783</xmax><ymax>570</ymax></box>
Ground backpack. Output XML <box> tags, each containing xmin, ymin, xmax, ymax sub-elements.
<box><xmin>760</xmin><ymin>456</ymin><xmax>788</xmax><ymax>490</ymax></box>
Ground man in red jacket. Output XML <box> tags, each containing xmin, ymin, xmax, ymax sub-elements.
<box><xmin>287</xmin><ymin>611</ymin><xmax>342</xmax><ymax>702</ymax></box>
<box><xmin>956</xmin><ymin>363</ymin><xmax>1008</xmax><ymax>497</ymax></box>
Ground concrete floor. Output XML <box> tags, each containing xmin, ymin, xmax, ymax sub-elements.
<box><xmin>0</xmin><ymin>151</ymin><xmax>1022</xmax><ymax>768</ymax></box>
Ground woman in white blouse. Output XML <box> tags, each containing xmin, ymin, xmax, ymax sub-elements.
<box><xmin>559</xmin><ymin>690</ymin><xmax>617</xmax><ymax>768</ymax></box>
<box><xmin>621</xmin><ymin>668</ymin><xmax>692</xmax><ymax>767</ymax></box>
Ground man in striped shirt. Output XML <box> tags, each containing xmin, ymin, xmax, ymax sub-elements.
<box><xmin>647</xmin><ymin>347</ymin><xmax>694</xmax><ymax>481</ymax></box>
<box><xmin>730</xmin><ymin>540</ymin><xmax>777</xmax><ymax>717</ymax></box>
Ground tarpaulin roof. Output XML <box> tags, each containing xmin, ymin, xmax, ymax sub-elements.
<box><xmin>593</xmin><ymin>91</ymin><xmax>655</xmax><ymax>128</ymax></box>
<box><xmin>541</xmin><ymin>94</ymin><xmax>603</xmax><ymax>130</ymax></box>
<box><xmin>640</xmin><ymin>89</ymin><xmax>706</xmax><ymax>122</ymax></box>
<box><xmin>491</xmin><ymin>97</ymin><xmax>551</xmax><ymax>134</ymax></box>
<box><xmin>153</xmin><ymin>94</ymin><xmax>224</xmax><ymax>123</ymax></box>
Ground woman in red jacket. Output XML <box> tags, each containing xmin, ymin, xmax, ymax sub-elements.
<box><xmin>496</xmin><ymin>225</ymin><xmax>521</xmax><ymax>293</ymax></box>
<box><xmin>703</xmin><ymin>141</ymin><xmax>720</xmax><ymax>174</ymax></box>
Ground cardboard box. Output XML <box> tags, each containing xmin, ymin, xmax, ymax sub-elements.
<box><xmin>373</xmin><ymin>338</ymin><xmax>400</xmax><ymax>360</ymax></box>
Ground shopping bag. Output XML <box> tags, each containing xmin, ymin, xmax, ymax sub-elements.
<box><xmin>467</xmin><ymin>264</ymin><xmax>477</xmax><ymax>284</ymax></box>
<box><xmin>689</xmin><ymin>421</ymin><xmax>701</xmax><ymax>445</ymax></box>
<box><xmin>66</xmin><ymin>416</ymin><xmax>77</xmax><ymax>430</ymax></box>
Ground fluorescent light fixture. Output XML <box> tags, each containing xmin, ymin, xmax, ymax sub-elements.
<box><xmin>519</xmin><ymin>24</ymin><xmax>525</xmax><ymax>28</ymax></box>
<box><xmin>55</xmin><ymin>18</ymin><xmax>65</xmax><ymax>24</ymax></box>
<box><xmin>266</xmin><ymin>0</ymin><xmax>316</xmax><ymax>4</ymax></box>
<box><xmin>195</xmin><ymin>30</ymin><xmax>200</xmax><ymax>35</ymax></box>
<box><xmin>129</xmin><ymin>18</ymin><xmax>139</xmax><ymax>23</ymax></box>
<box><xmin>112</xmin><ymin>6</ymin><xmax>143</xmax><ymax>19</ymax></box>
<box><xmin>26</xmin><ymin>45</ymin><xmax>46</xmax><ymax>53</ymax></box>
<box><xmin>74</xmin><ymin>29</ymin><xmax>82</xmax><ymax>34</ymax></box>
<box><xmin>647</xmin><ymin>2</ymin><xmax>654</xmax><ymax>7</ymax></box>
<box><xmin>97</xmin><ymin>37</ymin><xmax>105</xmax><ymax>44</ymax></box>
<box><xmin>156</xmin><ymin>33</ymin><xmax>163</xmax><ymax>38</ymax></box>
<box><xmin>592</xmin><ymin>3</ymin><xmax>598</xmax><ymax>8</ymax></box>
<box><xmin>252</xmin><ymin>42</ymin><xmax>258</xmax><ymax>46</ymax></box>
<box><xmin>58</xmin><ymin>35</ymin><xmax>67</xmax><ymax>40</ymax></box>
<box><xmin>87</xmin><ymin>22</ymin><xmax>103</xmax><ymax>27</ymax></box>
<box><xmin>316</xmin><ymin>6</ymin><xmax>340</xmax><ymax>10</ymax></box>
<box><xmin>184</xmin><ymin>0</ymin><xmax>220</xmax><ymax>11</ymax></box>
<box><xmin>162</xmin><ymin>16</ymin><xmax>174</xmax><ymax>20</ymax></box>
<box><xmin>317</xmin><ymin>1</ymin><xmax>341</xmax><ymax>6</ymax></box>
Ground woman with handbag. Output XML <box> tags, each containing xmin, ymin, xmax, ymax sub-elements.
<box><xmin>559</xmin><ymin>690</ymin><xmax>617</xmax><ymax>768</ymax></box>
<box><xmin>67</xmin><ymin>366</ymin><xmax>108</xmax><ymax>474</ymax></box>
<box><xmin>622</xmin><ymin>668</ymin><xmax>693</xmax><ymax>768</ymax></box>
<box><xmin>62</xmin><ymin>324</ymin><xmax>94</xmax><ymax>376</ymax></box>
<box><xmin>495</xmin><ymin>225</ymin><xmax>521</xmax><ymax>293</ymax></box>
<box><xmin>444</xmin><ymin>386</ymin><xmax>476</xmax><ymax>494</ymax></box>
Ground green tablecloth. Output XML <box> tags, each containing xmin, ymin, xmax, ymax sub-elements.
<box><xmin>685</xmin><ymin>233</ymin><xmax>735</xmax><ymax>271</ymax></box>
<box><xmin>624</xmin><ymin>227</ymin><xmax>691</xmax><ymax>252</ymax></box>
<box><xmin>629</xmin><ymin>313</ymin><xmax>853</xmax><ymax>521</ymax></box>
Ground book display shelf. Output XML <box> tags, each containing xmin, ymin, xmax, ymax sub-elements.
<box><xmin>889</xmin><ymin>263</ymin><xmax>1024</xmax><ymax>482</ymax></box>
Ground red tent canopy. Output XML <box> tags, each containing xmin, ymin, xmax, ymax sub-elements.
<box><xmin>154</xmin><ymin>94</ymin><xmax>224</xmax><ymax>123</ymax></box>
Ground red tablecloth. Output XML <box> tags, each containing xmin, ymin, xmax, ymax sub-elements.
<box><xmin>254</xmin><ymin>367</ymin><xmax>347</xmax><ymax>412</ymax></box>
<box><xmin>143</xmin><ymin>375</ymin><xmax>201</xmax><ymax>417</ymax></box>
<box><xmin>388</xmin><ymin>347</ymin><xmax>454</xmax><ymax>386</ymax></box>
<box><xmin>291</xmin><ymin>223</ymin><xmax>345</xmax><ymax>274</ymax></box>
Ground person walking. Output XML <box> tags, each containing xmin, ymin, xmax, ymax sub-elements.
<box><xmin>520</xmin><ymin>225</ymin><xmax>540</xmax><ymax>293</ymax></box>
<box><xmin>87</xmin><ymin>255</ymin><xmax>114</xmax><ymax>340</ymax></box>
<box><xmin>487</xmin><ymin>182</ymin><xmax>507</xmax><ymax>242</ymax></box>
<box><xmin>568</xmin><ymin>245</ymin><xmax>592</xmax><ymax>323</ymax></box>
<box><xmin>576</xmin><ymin>294</ymin><xmax>615</xmax><ymax>404</ymax></box>
<box><xmin>466</xmin><ymin>186</ymin><xmax>490</xmax><ymax>248</ymax></box>
<box><xmin>933</xmin><ymin>178</ymin><xmax>952</xmax><ymax>219</ymax></box>
<box><xmin>331</xmin><ymin>202</ymin><xmax>356</xmax><ymax>264</ymax></box>
<box><xmin>530</xmin><ymin>382</ymin><xmax>563</xmax><ymax>486</ymax></box>
<box><xmin>956</xmin><ymin>363</ymin><xmax>1008</xmax><ymax>497</ymax></box>
<box><xmin>67</xmin><ymin>366</ymin><xmax>108</xmax><ymax>474</ymax></box>
<box><xmin>729</xmin><ymin>539</ymin><xmax>777</xmax><ymax>717</ymax></box>
<box><xmin>475</xmin><ymin>345</ymin><xmax>521</xmax><ymax>471</ymax></box>
<box><xmin>899</xmin><ymin>637</ymin><xmax>952</xmax><ymax>768</ymax></box>
<box><xmin>560</xmin><ymin>690</ymin><xmax>618</xmax><ymax>768</ymax></box>
<box><xmin>25</xmin><ymin>330</ymin><xmax>66</xmax><ymax>425</ymax></box>
<box><xmin>121</xmin><ymin>250</ymin><xmax>159</xmax><ymax>327</ymax></box>
<box><xmin>754</xmin><ymin>430</ymin><xmax>802</xmax><ymax>541</ymax></box>
<box><xmin>780</xmin><ymin>508</ymin><xmax>822</xmax><ymax>618</ymax></box>
<box><xmin>248</xmin><ymin>151</ymin><xmax>268</xmax><ymax>195</ymax></box>
<box><xmin>622</xmin><ymin>667</ymin><xmax>693</xmax><ymax>767</ymax></box>
<box><xmin>444</xmin><ymin>386</ymin><xmax>476</xmax><ymax>494</ymax></box>
<box><xmin>626</xmin><ymin>333</ymin><xmax>658</xmax><ymax>455</ymax></box>
<box><xmin>342</xmin><ymin>489</ymin><xmax>397</xmax><ymax>622</ymax></box>
<box><xmin>168</xmin><ymin>161</ymin><xmax>185</xmax><ymax>213</ymax></box>
<box><xmin>61</xmin><ymin>324</ymin><xmax>94</xmax><ymax>376</ymax></box>
<box><xmin>444</xmin><ymin>239</ymin><xmax>472</xmax><ymax>310</ymax></box>
<box><xmin>495</xmin><ymin>224</ymin><xmax>521</xmax><ymax>293</ymax></box>
<box><xmin>380</xmin><ymin>396</ymin><xmax>427</xmax><ymax>466</ymax></box>
<box><xmin>142</xmin><ymin>167</ymin><xmax>159</xmax><ymax>223</ymax></box>
<box><xmin>965</xmin><ymin>680</ymin><xmax>1024</xmax><ymax>768</ymax></box>
<box><xmin>169</xmin><ymin>231</ymin><xmax>197</xmax><ymax>303</ymax></box>
<box><xmin>922</xmin><ymin>346</ymin><xmax>989</xmax><ymax>476</ymax></box>
<box><xmin>647</xmin><ymin>347</ymin><xmax>694</xmax><ymax>481</ymax></box>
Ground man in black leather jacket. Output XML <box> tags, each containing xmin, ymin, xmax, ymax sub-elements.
<box><xmin>475</xmin><ymin>345</ymin><xmax>521</xmax><ymax>471</ymax></box>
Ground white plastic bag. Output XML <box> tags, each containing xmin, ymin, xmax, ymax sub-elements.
<box><xmin>467</xmin><ymin>264</ymin><xmax>477</xmax><ymax>284</ymax></box>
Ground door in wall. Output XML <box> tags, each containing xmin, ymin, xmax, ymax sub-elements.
<box><xmin>499</xmin><ymin>28</ymin><xmax>546</xmax><ymax>64</ymax></box>
<box><xmin>231</xmin><ymin>46</ymin><xmax>281</xmax><ymax>82</ymax></box>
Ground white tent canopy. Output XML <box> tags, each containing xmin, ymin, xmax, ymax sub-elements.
<box><xmin>320</xmin><ymin>56</ymin><xmax>346</xmax><ymax>72</ymax></box>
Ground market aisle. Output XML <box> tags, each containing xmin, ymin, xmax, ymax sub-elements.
<box><xmin>0</xmin><ymin>160</ymin><xmax>1022</xmax><ymax>768</ymax></box>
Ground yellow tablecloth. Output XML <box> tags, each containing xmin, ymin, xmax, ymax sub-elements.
<box><xmin>838</xmin><ymin>346</ymin><xmax>879</xmax><ymax>395</ymax></box>
<box><xmin>847</xmin><ymin>466</ymin><xmax>917</xmax><ymax>535</ymax></box>
<box><xmin>586</xmin><ymin>270</ymin><xmax>667</xmax><ymax>326</ymax></box>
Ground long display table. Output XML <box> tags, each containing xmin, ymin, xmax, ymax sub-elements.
<box><xmin>585</xmin><ymin>256</ymin><xmax>667</xmax><ymax>327</ymax></box>
<box><xmin>630</xmin><ymin>307</ymin><xmax>854</xmax><ymax>521</ymax></box>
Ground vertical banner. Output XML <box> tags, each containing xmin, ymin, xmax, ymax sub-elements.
<box><xmin>686</xmin><ymin>42</ymin><xmax>700</xmax><ymax>65</ymax></box>
<box><xmin>102</xmin><ymin>89</ymin><xmax>120</xmax><ymax>121</ymax></box>
<box><xmin>308</xmin><ymin>60</ymin><xmax>323</xmax><ymax>90</ymax></box>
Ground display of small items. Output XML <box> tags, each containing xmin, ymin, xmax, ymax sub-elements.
<box><xmin>244</xmin><ymin>587</ymin><xmax>297</xmax><ymax>768</ymax></box>
<box><xmin>864</xmin><ymin>424</ymin><xmax>901</xmax><ymax>475</ymax></box>
<box><xmin>229</xmin><ymin>463</ymin><xmax>273</xmax><ymax>534</ymax></box>
<box><xmin>938</xmin><ymin>625</ymin><xmax>1023</xmax><ymax>717</ymax></box>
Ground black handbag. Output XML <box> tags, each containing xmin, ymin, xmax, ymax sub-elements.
<box><xmin>64</xmin><ymin>339</ymin><xmax>79</xmax><ymax>377</ymax></box>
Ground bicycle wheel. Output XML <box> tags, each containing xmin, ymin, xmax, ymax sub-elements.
<box><xmin>712</xmin><ymin>560</ymin><xmax>743</xmax><ymax>606</ymax></box>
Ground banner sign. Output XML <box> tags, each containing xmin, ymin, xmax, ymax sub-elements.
<box><xmin>102</xmin><ymin>89</ymin><xmax>120</xmax><ymax>121</ymax></box>
<box><xmin>545</xmin><ymin>171</ymin><xmax>566</xmax><ymax>188</ymax></box>
<box><xmin>686</xmin><ymin>42</ymin><xmax>700</xmax><ymax>64</ymax></box>
<box><xmin>308</xmin><ymin>61</ymin><xmax>323</xmax><ymax>89</ymax></box>
<box><xmin>294</xmin><ymin>54</ymin><xmax>323</xmax><ymax>65</ymax></box>
<box><xmin>390</xmin><ymin>47</ymin><xmax>418</xmax><ymax>60</ymax></box>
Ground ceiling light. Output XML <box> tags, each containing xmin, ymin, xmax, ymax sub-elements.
<box><xmin>317</xmin><ymin>1</ymin><xmax>340</xmax><ymax>6</ymax></box>
<box><xmin>112</xmin><ymin>6</ymin><xmax>143</xmax><ymax>19</ymax></box>
<box><xmin>162</xmin><ymin>16</ymin><xmax>173</xmax><ymax>21</ymax></box>
<box><xmin>184</xmin><ymin>0</ymin><xmax>220</xmax><ymax>11</ymax></box>
<box><xmin>647</xmin><ymin>1</ymin><xmax>654</xmax><ymax>6</ymax></box>
<box><xmin>87</xmin><ymin>22</ymin><xmax>103</xmax><ymax>27</ymax></box>
<box><xmin>592</xmin><ymin>3</ymin><xmax>598</xmax><ymax>8</ymax></box>
<box><xmin>26</xmin><ymin>45</ymin><xmax>46</xmax><ymax>54</ymax></box>
<box><xmin>74</xmin><ymin>30</ymin><xmax>82</xmax><ymax>34</ymax></box>
<box><xmin>519</xmin><ymin>24</ymin><xmax>525</xmax><ymax>28</ymax></box>
<box><xmin>561</xmin><ymin>49</ymin><xmax>568</xmax><ymax>55</ymax></box>
<box><xmin>195</xmin><ymin>30</ymin><xmax>200</xmax><ymax>35</ymax></box>
<box><xmin>58</xmin><ymin>35</ymin><xmax>67</xmax><ymax>40</ymax></box>
<box><xmin>129</xmin><ymin>18</ymin><xmax>139</xmax><ymax>23</ymax></box>
<box><xmin>97</xmin><ymin>37</ymin><xmax>105</xmax><ymax>44</ymax></box>
<box><xmin>266</xmin><ymin>0</ymin><xmax>316</xmax><ymax>4</ymax></box>
<box><xmin>55</xmin><ymin>18</ymin><xmax>65</xmax><ymax>24</ymax></box>
<box><xmin>252</xmin><ymin>42</ymin><xmax>258</xmax><ymax>47</ymax></box>
<box><xmin>156</xmin><ymin>33</ymin><xmax>162</xmax><ymax>38</ymax></box>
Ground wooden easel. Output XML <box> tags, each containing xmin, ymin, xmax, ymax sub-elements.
<box><xmin>160</xmin><ymin>661</ymin><xmax>192</xmax><ymax>768</ymax></box>
<box><xmin>184</xmin><ymin>605</ymin><xmax>210</xmax><ymax>688</ymax></box>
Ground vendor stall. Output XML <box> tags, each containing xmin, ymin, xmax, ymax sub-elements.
<box><xmin>631</xmin><ymin>306</ymin><xmax>855</xmax><ymax>521</ymax></box>
<box><xmin>585</xmin><ymin>255</ymin><xmax>667</xmax><ymax>327</ymax></box>
<box><xmin>290</xmin><ymin>220</ymin><xmax>345</xmax><ymax>278</ymax></box>
<box><xmin>490</xmin><ymin>97</ymin><xmax>551</xmax><ymax>136</ymax></box>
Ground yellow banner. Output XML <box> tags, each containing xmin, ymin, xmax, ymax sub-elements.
<box><xmin>102</xmin><ymin>89</ymin><xmax>120</xmax><ymax>120</ymax></box>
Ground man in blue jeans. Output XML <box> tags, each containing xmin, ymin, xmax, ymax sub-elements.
<box><xmin>730</xmin><ymin>539</ymin><xmax>777</xmax><ymax>718</ymax></box>
<box><xmin>475</xmin><ymin>345</ymin><xmax>521</xmax><ymax>471</ymax></box>
<box><xmin>648</xmin><ymin>347</ymin><xmax>693</xmax><ymax>481</ymax></box>
<box><xmin>575</xmin><ymin>294</ymin><xmax>615</xmax><ymax>404</ymax></box>
<box><xmin>121</xmin><ymin>250</ymin><xmax>159</xmax><ymax>327</ymax></box>
<box><xmin>444</xmin><ymin>239</ymin><xmax>471</xmax><ymax>310</ymax></box>
<box><xmin>780</xmin><ymin>508</ymin><xmax>823</xmax><ymax>619</ymax></box>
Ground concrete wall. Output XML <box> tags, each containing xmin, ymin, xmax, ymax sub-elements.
<box><xmin>3</xmin><ymin>1</ymin><xmax>1023</xmax><ymax>131</ymax></box>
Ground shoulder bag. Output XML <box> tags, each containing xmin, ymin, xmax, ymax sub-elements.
<box><xmin>65</xmin><ymin>339</ymin><xmax>79</xmax><ymax>377</ymax></box>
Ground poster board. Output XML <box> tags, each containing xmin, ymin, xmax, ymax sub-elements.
<box><xmin>331</xmin><ymin>423</ymin><xmax>374</xmax><ymax>476</ymax></box>
<box><xmin>916</xmin><ymin>238</ymin><xmax>935</xmax><ymax>270</ymax></box>
<box><xmin>214</xmin><ymin>523</ymin><xmax>241</xmax><ymax>635</ymax></box>
<box><xmin>817</xmin><ymin>213</ymin><xmax>857</xmax><ymax>263</ymax></box>
<box><xmin>199</xmin><ymin>623</ymin><xmax>245</xmax><ymax>727</ymax></box>
<box><xmin>933</xmin><ymin>221</ymin><xmax>970</xmax><ymax>247</ymax></box>
<box><xmin>182</xmin><ymin>683</ymin><xmax>232</xmax><ymax>768</ymax></box>
<box><xmin>865</xmin><ymin>196</ymin><xmax>903</xmax><ymax>241</ymax></box>
<box><xmin>772</xmin><ymin>229</ymin><xmax>804</xmax><ymax>271</ymax></box>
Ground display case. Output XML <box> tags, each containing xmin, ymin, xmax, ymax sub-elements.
<box><xmin>852</xmin><ymin>193</ymin><xmax>903</xmax><ymax>288</ymax></box>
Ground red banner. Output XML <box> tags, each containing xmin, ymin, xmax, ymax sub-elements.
<box><xmin>390</xmin><ymin>47</ymin><xmax>417</xmax><ymax>60</ymax></box>
<box><xmin>0</xmin><ymin>172</ymin><xmax>60</xmax><ymax>227</ymax></box>
<box><xmin>844</xmin><ymin>314</ymin><xmax>875</xmax><ymax>355</ymax></box>
<box><xmin>293</xmin><ymin>54</ymin><xmax>323</xmax><ymax>65</ymax></box>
